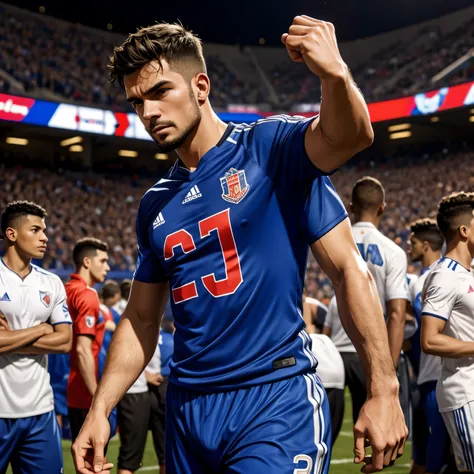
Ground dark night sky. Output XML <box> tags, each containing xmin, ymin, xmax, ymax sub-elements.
<box><xmin>7</xmin><ymin>0</ymin><xmax>474</xmax><ymax>45</ymax></box>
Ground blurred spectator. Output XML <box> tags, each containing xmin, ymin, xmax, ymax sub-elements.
<box><xmin>113</xmin><ymin>279</ymin><xmax>132</xmax><ymax>315</ymax></box>
<box><xmin>0</xmin><ymin>8</ymin><xmax>258</xmax><ymax>109</ymax></box>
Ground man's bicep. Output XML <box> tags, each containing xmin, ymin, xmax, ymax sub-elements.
<box><xmin>386</xmin><ymin>298</ymin><xmax>407</xmax><ymax>316</ymax></box>
<box><xmin>310</xmin><ymin>217</ymin><xmax>365</xmax><ymax>286</ymax></box>
<box><xmin>125</xmin><ymin>280</ymin><xmax>169</xmax><ymax>324</ymax></box>
<box><xmin>421</xmin><ymin>314</ymin><xmax>446</xmax><ymax>345</ymax></box>
<box><xmin>76</xmin><ymin>334</ymin><xmax>93</xmax><ymax>351</ymax></box>
<box><xmin>53</xmin><ymin>322</ymin><xmax>72</xmax><ymax>338</ymax></box>
<box><xmin>304</xmin><ymin>117</ymin><xmax>364</xmax><ymax>173</ymax></box>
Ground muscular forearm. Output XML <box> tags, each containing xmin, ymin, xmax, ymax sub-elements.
<box><xmin>336</xmin><ymin>265</ymin><xmax>398</xmax><ymax>396</ymax></box>
<box><xmin>423</xmin><ymin>333</ymin><xmax>474</xmax><ymax>358</ymax></box>
<box><xmin>78</xmin><ymin>347</ymin><xmax>98</xmax><ymax>397</ymax></box>
<box><xmin>15</xmin><ymin>328</ymin><xmax>72</xmax><ymax>354</ymax></box>
<box><xmin>386</xmin><ymin>311</ymin><xmax>405</xmax><ymax>366</ymax></box>
<box><xmin>0</xmin><ymin>326</ymin><xmax>47</xmax><ymax>354</ymax></box>
<box><xmin>319</xmin><ymin>67</ymin><xmax>373</xmax><ymax>153</ymax></box>
<box><xmin>91</xmin><ymin>310</ymin><xmax>161</xmax><ymax>416</ymax></box>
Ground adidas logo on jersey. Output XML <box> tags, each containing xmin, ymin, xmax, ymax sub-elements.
<box><xmin>182</xmin><ymin>185</ymin><xmax>202</xmax><ymax>204</ymax></box>
<box><xmin>0</xmin><ymin>292</ymin><xmax>10</xmax><ymax>302</ymax></box>
<box><xmin>153</xmin><ymin>213</ymin><xmax>165</xmax><ymax>229</ymax></box>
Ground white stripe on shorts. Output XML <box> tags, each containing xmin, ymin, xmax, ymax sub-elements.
<box><xmin>303</xmin><ymin>373</ymin><xmax>328</xmax><ymax>474</ymax></box>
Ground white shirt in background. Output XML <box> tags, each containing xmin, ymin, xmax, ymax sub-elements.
<box><xmin>0</xmin><ymin>262</ymin><xmax>71</xmax><ymax>417</ymax></box>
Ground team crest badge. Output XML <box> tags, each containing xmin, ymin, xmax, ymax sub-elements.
<box><xmin>39</xmin><ymin>291</ymin><xmax>52</xmax><ymax>307</ymax></box>
<box><xmin>85</xmin><ymin>316</ymin><xmax>95</xmax><ymax>328</ymax></box>
<box><xmin>220</xmin><ymin>168</ymin><xmax>250</xmax><ymax>204</ymax></box>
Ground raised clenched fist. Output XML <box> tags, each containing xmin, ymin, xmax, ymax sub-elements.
<box><xmin>282</xmin><ymin>15</ymin><xmax>347</xmax><ymax>79</ymax></box>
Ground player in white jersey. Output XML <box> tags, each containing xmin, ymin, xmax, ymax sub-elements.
<box><xmin>322</xmin><ymin>178</ymin><xmax>409</xmax><ymax>426</ymax></box>
<box><xmin>408</xmin><ymin>218</ymin><xmax>448</xmax><ymax>474</ymax></box>
<box><xmin>309</xmin><ymin>333</ymin><xmax>344</xmax><ymax>444</ymax></box>
<box><xmin>302</xmin><ymin>290</ymin><xmax>328</xmax><ymax>333</ymax></box>
<box><xmin>350</xmin><ymin>177</ymin><xmax>409</xmax><ymax>366</ymax></box>
<box><xmin>422</xmin><ymin>192</ymin><xmax>474</xmax><ymax>473</ymax></box>
<box><xmin>0</xmin><ymin>201</ymin><xmax>72</xmax><ymax>474</ymax></box>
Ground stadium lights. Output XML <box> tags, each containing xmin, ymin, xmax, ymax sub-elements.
<box><xmin>389</xmin><ymin>131</ymin><xmax>412</xmax><ymax>140</ymax></box>
<box><xmin>6</xmin><ymin>137</ymin><xmax>28</xmax><ymax>146</ymax></box>
<box><xmin>119</xmin><ymin>150</ymin><xmax>138</xmax><ymax>158</ymax></box>
<box><xmin>154</xmin><ymin>153</ymin><xmax>168</xmax><ymax>161</ymax></box>
<box><xmin>469</xmin><ymin>116</ymin><xmax>474</xmax><ymax>123</ymax></box>
<box><xmin>60</xmin><ymin>136</ymin><xmax>83</xmax><ymax>147</ymax></box>
<box><xmin>69</xmin><ymin>145</ymin><xmax>83</xmax><ymax>152</ymax></box>
<box><xmin>431</xmin><ymin>116</ymin><xmax>440</xmax><ymax>122</ymax></box>
<box><xmin>387</xmin><ymin>123</ymin><xmax>411</xmax><ymax>132</ymax></box>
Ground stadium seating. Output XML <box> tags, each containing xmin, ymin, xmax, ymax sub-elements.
<box><xmin>1</xmin><ymin>3</ymin><xmax>474</xmax><ymax>110</ymax></box>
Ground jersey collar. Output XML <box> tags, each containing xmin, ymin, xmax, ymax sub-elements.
<box><xmin>70</xmin><ymin>273</ymin><xmax>89</xmax><ymax>286</ymax></box>
<box><xmin>0</xmin><ymin>258</ymin><xmax>33</xmax><ymax>282</ymax></box>
<box><xmin>352</xmin><ymin>221</ymin><xmax>377</xmax><ymax>229</ymax></box>
<box><xmin>170</xmin><ymin>122</ymin><xmax>236</xmax><ymax>176</ymax></box>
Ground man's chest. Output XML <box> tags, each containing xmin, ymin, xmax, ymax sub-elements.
<box><xmin>0</xmin><ymin>276</ymin><xmax>54</xmax><ymax>328</ymax></box>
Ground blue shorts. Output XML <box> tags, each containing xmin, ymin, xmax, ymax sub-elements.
<box><xmin>0</xmin><ymin>411</ymin><xmax>63</xmax><ymax>474</ymax></box>
<box><xmin>166</xmin><ymin>372</ymin><xmax>331</xmax><ymax>474</ymax></box>
<box><xmin>52</xmin><ymin>389</ymin><xmax>68</xmax><ymax>417</ymax></box>
<box><xmin>420</xmin><ymin>382</ymin><xmax>449</xmax><ymax>473</ymax></box>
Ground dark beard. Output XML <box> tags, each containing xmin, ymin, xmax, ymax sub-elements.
<box><xmin>151</xmin><ymin>93</ymin><xmax>202</xmax><ymax>153</ymax></box>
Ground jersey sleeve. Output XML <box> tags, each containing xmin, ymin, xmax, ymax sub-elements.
<box><xmin>422</xmin><ymin>271</ymin><xmax>457</xmax><ymax>321</ymax></box>
<box><xmin>385</xmin><ymin>249</ymin><xmax>409</xmax><ymax>301</ymax></box>
<box><xmin>134</xmin><ymin>196</ymin><xmax>168</xmax><ymax>284</ymax></box>
<box><xmin>245</xmin><ymin>115</ymin><xmax>327</xmax><ymax>187</ymax></box>
<box><xmin>301</xmin><ymin>176</ymin><xmax>348</xmax><ymax>244</ymax></box>
<box><xmin>74</xmin><ymin>290</ymin><xmax>100</xmax><ymax>337</ymax></box>
<box><xmin>49</xmin><ymin>279</ymin><xmax>72</xmax><ymax>326</ymax></box>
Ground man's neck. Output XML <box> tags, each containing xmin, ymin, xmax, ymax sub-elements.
<box><xmin>2</xmin><ymin>248</ymin><xmax>32</xmax><ymax>279</ymax></box>
<box><xmin>354</xmin><ymin>214</ymin><xmax>380</xmax><ymax>228</ymax></box>
<box><xmin>76</xmin><ymin>268</ymin><xmax>95</xmax><ymax>287</ymax></box>
<box><xmin>445</xmin><ymin>243</ymin><xmax>472</xmax><ymax>271</ymax></box>
<box><xmin>422</xmin><ymin>251</ymin><xmax>441</xmax><ymax>270</ymax></box>
<box><xmin>176</xmin><ymin>108</ymin><xmax>228</xmax><ymax>171</ymax></box>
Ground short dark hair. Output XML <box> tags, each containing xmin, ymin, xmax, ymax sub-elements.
<box><xmin>409</xmin><ymin>218</ymin><xmax>444</xmax><ymax>251</ymax></box>
<box><xmin>351</xmin><ymin>176</ymin><xmax>385</xmax><ymax>213</ymax></box>
<box><xmin>120</xmin><ymin>279</ymin><xmax>132</xmax><ymax>300</ymax></box>
<box><xmin>102</xmin><ymin>279</ymin><xmax>120</xmax><ymax>300</ymax></box>
<box><xmin>1</xmin><ymin>201</ymin><xmax>47</xmax><ymax>235</ymax></box>
<box><xmin>108</xmin><ymin>23</ymin><xmax>207</xmax><ymax>88</ymax></box>
<box><xmin>437</xmin><ymin>192</ymin><xmax>474</xmax><ymax>242</ymax></box>
<box><xmin>73</xmin><ymin>238</ymin><xmax>108</xmax><ymax>268</ymax></box>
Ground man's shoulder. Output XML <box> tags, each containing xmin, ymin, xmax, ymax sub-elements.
<box><xmin>31</xmin><ymin>265</ymin><xmax>63</xmax><ymax>288</ymax></box>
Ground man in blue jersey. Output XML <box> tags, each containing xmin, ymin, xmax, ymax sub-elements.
<box><xmin>72</xmin><ymin>19</ymin><xmax>406</xmax><ymax>474</ymax></box>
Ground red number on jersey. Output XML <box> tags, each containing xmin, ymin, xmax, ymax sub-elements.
<box><xmin>164</xmin><ymin>230</ymin><xmax>198</xmax><ymax>303</ymax></box>
<box><xmin>163</xmin><ymin>209</ymin><xmax>243</xmax><ymax>303</ymax></box>
<box><xmin>199</xmin><ymin>209</ymin><xmax>243</xmax><ymax>297</ymax></box>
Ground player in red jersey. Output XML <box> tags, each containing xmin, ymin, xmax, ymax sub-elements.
<box><xmin>66</xmin><ymin>238</ymin><xmax>110</xmax><ymax>444</ymax></box>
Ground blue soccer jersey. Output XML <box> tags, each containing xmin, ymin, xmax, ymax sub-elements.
<box><xmin>134</xmin><ymin>115</ymin><xmax>347</xmax><ymax>390</ymax></box>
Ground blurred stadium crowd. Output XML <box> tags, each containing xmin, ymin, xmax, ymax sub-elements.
<box><xmin>1</xmin><ymin>2</ymin><xmax>474</xmax><ymax>109</ymax></box>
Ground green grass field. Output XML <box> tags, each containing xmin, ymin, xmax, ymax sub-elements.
<box><xmin>8</xmin><ymin>391</ymin><xmax>412</xmax><ymax>473</ymax></box>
